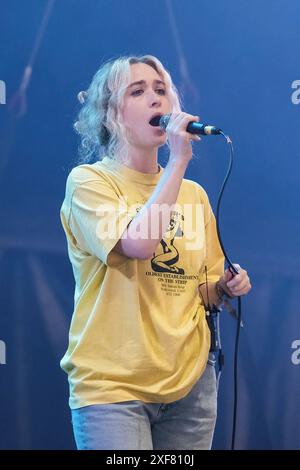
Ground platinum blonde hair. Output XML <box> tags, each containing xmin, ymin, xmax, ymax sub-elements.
<box><xmin>74</xmin><ymin>55</ymin><xmax>181</xmax><ymax>163</ymax></box>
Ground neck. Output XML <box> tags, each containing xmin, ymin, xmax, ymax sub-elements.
<box><xmin>120</xmin><ymin>145</ymin><xmax>159</xmax><ymax>174</ymax></box>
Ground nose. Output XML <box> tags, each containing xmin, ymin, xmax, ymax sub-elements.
<box><xmin>147</xmin><ymin>90</ymin><xmax>161</xmax><ymax>108</ymax></box>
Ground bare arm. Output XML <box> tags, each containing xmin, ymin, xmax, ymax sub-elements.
<box><xmin>198</xmin><ymin>265</ymin><xmax>251</xmax><ymax>307</ymax></box>
<box><xmin>198</xmin><ymin>282</ymin><xmax>225</xmax><ymax>309</ymax></box>
<box><xmin>113</xmin><ymin>113</ymin><xmax>200</xmax><ymax>259</ymax></box>
<box><xmin>114</xmin><ymin>159</ymin><xmax>187</xmax><ymax>259</ymax></box>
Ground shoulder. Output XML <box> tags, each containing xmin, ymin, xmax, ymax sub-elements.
<box><xmin>65</xmin><ymin>160</ymin><xmax>114</xmax><ymax>196</ymax></box>
<box><xmin>181</xmin><ymin>177</ymin><xmax>210</xmax><ymax>205</ymax></box>
<box><xmin>66</xmin><ymin>162</ymin><xmax>104</xmax><ymax>187</ymax></box>
<box><xmin>62</xmin><ymin>159</ymin><xmax>124</xmax><ymax>216</ymax></box>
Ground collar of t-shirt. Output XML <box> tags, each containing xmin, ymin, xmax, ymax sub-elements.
<box><xmin>100</xmin><ymin>156</ymin><xmax>163</xmax><ymax>186</ymax></box>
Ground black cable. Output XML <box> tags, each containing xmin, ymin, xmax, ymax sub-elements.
<box><xmin>232</xmin><ymin>296</ymin><xmax>242</xmax><ymax>450</ymax></box>
<box><xmin>216</xmin><ymin>132</ymin><xmax>243</xmax><ymax>450</ymax></box>
<box><xmin>216</xmin><ymin>133</ymin><xmax>239</xmax><ymax>274</ymax></box>
<box><xmin>205</xmin><ymin>265</ymin><xmax>210</xmax><ymax>310</ymax></box>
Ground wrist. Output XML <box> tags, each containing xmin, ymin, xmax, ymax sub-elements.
<box><xmin>215</xmin><ymin>279</ymin><xmax>230</xmax><ymax>304</ymax></box>
<box><xmin>167</xmin><ymin>154</ymin><xmax>190</xmax><ymax>171</ymax></box>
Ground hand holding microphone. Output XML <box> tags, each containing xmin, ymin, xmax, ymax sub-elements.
<box><xmin>150</xmin><ymin>111</ymin><xmax>222</xmax><ymax>166</ymax></box>
<box><xmin>157</xmin><ymin>112</ymin><xmax>203</xmax><ymax>164</ymax></box>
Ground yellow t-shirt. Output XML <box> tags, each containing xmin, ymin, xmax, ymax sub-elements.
<box><xmin>60</xmin><ymin>156</ymin><xmax>224</xmax><ymax>409</ymax></box>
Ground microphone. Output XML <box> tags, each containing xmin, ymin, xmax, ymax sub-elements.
<box><xmin>149</xmin><ymin>113</ymin><xmax>222</xmax><ymax>135</ymax></box>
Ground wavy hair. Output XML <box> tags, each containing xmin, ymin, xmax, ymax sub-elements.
<box><xmin>74</xmin><ymin>55</ymin><xmax>181</xmax><ymax>163</ymax></box>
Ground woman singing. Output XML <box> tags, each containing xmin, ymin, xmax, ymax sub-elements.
<box><xmin>60</xmin><ymin>54</ymin><xmax>251</xmax><ymax>450</ymax></box>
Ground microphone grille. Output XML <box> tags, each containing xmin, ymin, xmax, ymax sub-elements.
<box><xmin>159</xmin><ymin>114</ymin><xmax>171</xmax><ymax>130</ymax></box>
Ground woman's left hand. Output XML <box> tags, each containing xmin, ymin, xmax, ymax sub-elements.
<box><xmin>219</xmin><ymin>263</ymin><xmax>251</xmax><ymax>297</ymax></box>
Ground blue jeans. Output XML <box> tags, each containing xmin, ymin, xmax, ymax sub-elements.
<box><xmin>71</xmin><ymin>355</ymin><xmax>217</xmax><ymax>450</ymax></box>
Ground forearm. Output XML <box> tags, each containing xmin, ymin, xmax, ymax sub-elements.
<box><xmin>198</xmin><ymin>281</ymin><xmax>227</xmax><ymax>309</ymax></box>
<box><xmin>115</xmin><ymin>158</ymin><xmax>188</xmax><ymax>259</ymax></box>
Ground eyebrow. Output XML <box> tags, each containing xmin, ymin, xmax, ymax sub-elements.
<box><xmin>127</xmin><ymin>79</ymin><xmax>166</xmax><ymax>89</ymax></box>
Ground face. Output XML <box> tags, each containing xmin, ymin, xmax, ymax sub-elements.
<box><xmin>121</xmin><ymin>62</ymin><xmax>172</xmax><ymax>150</ymax></box>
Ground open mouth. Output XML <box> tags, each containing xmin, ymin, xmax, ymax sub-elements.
<box><xmin>149</xmin><ymin>113</ymin><xmax>163</xmax><ymax>127</ymax></box>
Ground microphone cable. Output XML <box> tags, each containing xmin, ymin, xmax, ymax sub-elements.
<box><xmin>215</xmin><ymin>131</ymin><xmax>243</xmax><ymax>451</ymax></box>
<box><xmin>151</xmin><ymin>114</ymin><xmax>244</xmax><ymax>449</ymax></box>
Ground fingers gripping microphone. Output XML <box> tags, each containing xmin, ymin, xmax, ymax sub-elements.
<box><xmin>149</xmin><ymin>114</ymin><xmax>222</xmax><ymax>136</ymax></box>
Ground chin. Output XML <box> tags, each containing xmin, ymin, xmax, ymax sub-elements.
<box><xmin>153</xmin><ymin>129</ymin><xmax>167</xmax><ymax>144</ymax></box>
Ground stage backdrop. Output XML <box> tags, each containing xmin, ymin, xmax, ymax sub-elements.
<box><xmin>0</xmin><ymin>0</ymin><xmax>299</xmax><ymax>449</ymax></box>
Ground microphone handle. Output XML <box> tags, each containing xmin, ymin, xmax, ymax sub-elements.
<box><xmin>159</xmin><ymin>114</ymin><xmax>221</xmax><ymax>135</ymax></box>
<box><xmin>186</xmin><ymin>121</ymin><xmax>222</xmax><ymax>136</ymax></box>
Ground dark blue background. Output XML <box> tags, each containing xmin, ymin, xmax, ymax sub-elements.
<box><xmin>0</xmin><ymin>0</ymin><xmax>299</xmax><ymax>449</ymax></box>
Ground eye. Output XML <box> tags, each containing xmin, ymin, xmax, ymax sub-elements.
<box><xmin>131</xmin><ymin>89</ymin><xmax>143</xmax><ymax>96</ymax></box>
<box><xmin>156</xmin><ymin>88</ymin><xmax>166</xmax><ymax>95</ymax></box>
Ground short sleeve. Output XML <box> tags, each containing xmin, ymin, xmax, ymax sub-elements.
<box><xmin>198</xmin><ymin>195</ymin><xmax>225</xmax><ymax>286</ymax></box>
<box><xmin>66</xmin><ymin>179</ymin><xmax>135</xmax><ymax>264</ymax></box>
